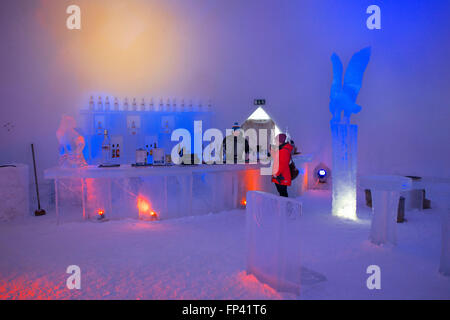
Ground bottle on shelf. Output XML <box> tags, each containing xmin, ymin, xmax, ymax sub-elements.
<box><xmin>181</xmin><ymin>99</ymin><xmax>185</xmax><ymax>112</ymax></box>
<box><xmin>116</xmin><ymin>144</ymin><xmax>121</xmax><ymax>158</ymax></box>
<box><xmin>208</xmin><ymin>99</ymin><xmax>212</xmax><ymax>112</ymax></box>
<box><xmin>148</xmin><ymin>98</ymin><xmax>154</xmax><ymax>111</ymax></box>
<box><xmin>166</xmin><ymin>98</ymin><xmax>171</xmax><ymax>112</ymax></box>
<box><xmin>101</xmin><ymin>129</ymin><xmax>111</xmax><ymax>164</ymax></box>
<box><xmin>89</xmin><ymin>96</ymin><xmax>95</xmax><ymax>111</ymax></box>
<box><xmin>112</xmin><ymin>144</ymin><xmax>116</xmax><ymax>158</ymax></box>
<box><xmin>114</xmin><ymin>97</ymin><xmax>120</xmax><ymax>111</ymax></box>
<box><xmin>105</xmin><ymin>97</ymin><xmax>110</xmax><ymax>111</ymax></box>
<box><xmin>159</xmin><ymin>98</ymin><xmax>164</xmax><ymax>112</ymax></box>
<box><xmin>198</xmin><ymin>100</ymin><xmax>203</xmax><ymax>112</ymax></box>
<box><xmin>172</xmin><ymin>98</ymin><xmax>177</xmax><ymax>112</ymax></box>
<box><xmin>97</xmin><ymin>96</ymin><xmax>104</xmax><ymax>111</ymax></box>
<box><xmin>188</xmin><ymin>100</ymin><xmax>193</xmax><ymax>112</ymax></box>
<box><xmin>148</xmin><ymin>145</ymin><xmax>153</xmax><ymax>164</ymax></box>
<box><xmin>132</xmin><ymin>98</ymin><xmax>138</xmax><ymax>111</ymax></box>
<box><xmin>123</xmin><ymin>97</ymin><xmax>129</xmax><ymax>111</ymax></box>
<box><xmin>140</xmin><ymin>98</ymin><xmax>146</xmax><ymax>111</ymax></box>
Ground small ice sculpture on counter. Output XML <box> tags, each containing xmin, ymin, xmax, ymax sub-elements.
<box><xmin>329</xmin><ymin>47</ymin><xmax>371</xmax><ymax>220</ymax></box>
<box><xmin>56</xmin><ymin>115</ymin><xmax>87</xmax><ymax>168</ymax></box>
<box><xmin>246</xmin><ymin>191</ymin><xmax>302</xmax><ymax>295</ymax></box>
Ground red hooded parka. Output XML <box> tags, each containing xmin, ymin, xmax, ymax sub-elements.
<box><xmin>271</xmin><ymin>143</ymin><xmax>294</xmax><ymax>186</ymax></box>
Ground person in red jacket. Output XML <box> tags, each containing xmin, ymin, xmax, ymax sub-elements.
<box><xmin>271</xmin><ymin>133</ymin><xmax>294</xmax><ymax>197</ymax></box>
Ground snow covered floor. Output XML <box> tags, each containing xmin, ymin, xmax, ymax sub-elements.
<box><xmin>0</xmin><ymin>191</ymin><xmax>448</xmax><ymax>300</ymax></box>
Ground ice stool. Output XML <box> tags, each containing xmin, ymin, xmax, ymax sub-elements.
<box><xmin>360</xmin><ymin>175</ymin><xmax>412</xmax><ymax>245</ymax></box>
<box><xmin>245</xmin><ymin>191</ymin><xmax>302</xmax><ymax>295</ymax></box>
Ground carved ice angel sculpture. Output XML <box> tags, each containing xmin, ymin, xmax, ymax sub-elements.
<box><xmin>56</xmin><ymin>115</ymin><xmax>87</xmax><ymax>168</ymax></box>
<box><xmin>329</xmin><ymin>47</ymin><xmax>371</xmax><ymax>123</ymax></box>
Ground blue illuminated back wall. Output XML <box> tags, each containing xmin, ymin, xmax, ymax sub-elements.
<box><xmin>79</xmin><ymin>108</ymin><xmax>212</xmax><ymax>164</ymax></box>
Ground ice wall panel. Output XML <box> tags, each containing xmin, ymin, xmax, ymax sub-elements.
<box><xmin>246</xmin><ymin>191</ymin><xmax>302</xmax><ymax>295</ymax></box>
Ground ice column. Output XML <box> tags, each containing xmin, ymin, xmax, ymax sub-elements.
<box><xmin>246</xmin><ymin>191</ymin><xmax>302</xmax><ymax>295</ymax></box>
<box><xmin>330</xmin><ymin>122</ymin><xmax>358</xmax><ymax>220</ymax></box>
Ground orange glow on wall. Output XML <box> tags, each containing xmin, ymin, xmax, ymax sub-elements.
<box><xmin>137</xmin><ymin>197</ymin><xmax>150</xmax><ymax>213</ymax></box>
<box><xmin>240</xmin><ymin>198</ymin><xmax>247</xmax><ymax>206</ymax></box>
<box><xmin>137</xmin><ymin>196</ymin><xmax>158</xmax><ymax>221</ymax></box>
<box><xmin>34</xmin><ymin>0</ymin><xmax>185</xmax><ymax>96</ymax></box>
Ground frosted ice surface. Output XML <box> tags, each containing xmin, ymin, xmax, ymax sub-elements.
<box><xmin>441</xmin><ymin>210</ymin><xmax>450</xmax><ymax>276</ymax></box>
<box><xmin>246</xmin><ymin>191</ymin><xmax>302</xmax><ymax>295</ymax></box>
<box><xmin>418</xmin><ymin>181</ymin><xmax>450</xmax><ymax>276</ymax></box>
<box><xmin>331</xmin><ymin>123</ymin><xmax>357</xmax><ymax>220</ymax></box>
<box><xmin>0</xmin><ymin>164</ymin><xmax>29</xmax><ymax>221</ymax></box>
<box><xmin>359</xmin><ymin>175</ymin><xmax>412</xmax><ymax>192</ymax></box>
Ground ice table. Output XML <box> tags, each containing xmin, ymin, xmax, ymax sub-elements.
<box><xmin>360</xmin><ymin>175</ymin><xmax>412</xmax><ymax>245</ymax></box>
<box><xmin>0</xmin><ymin>164</ymin><xmax>29</xmax><ymax>221</ymax></box>
<box><xmin>414</xmin><ymin>178</ymin><xmax>450</xmax><ymax>276</ymax></box>
<box><xmin>246</xmin><ymin>191</ymin><xmax>303</xmax><ymax>295</ymax></box>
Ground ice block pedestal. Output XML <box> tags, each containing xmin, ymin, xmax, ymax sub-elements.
<box><xmin>360</xmin><ymin>175</ymin><xmax>412</xmax><ymax>245</ymax></box>
<box><xmin>246</xmin><ymin>191</ymin><xmax>302</xmax><ymax>295</ymax></box>
<box><xmin>441</xmin><ymin>211</ymin><xmax>450</xmax><ymax>276</ymax></box>
<box><xmin>0</xmin><ymin>164</ymin><xmax>29</xmax><ymax>221</ymax></box>
<box><xmin>330</xmin><ymin>123</ymin><xmax>358</xmax><ymax>220</ymax></box>
<box><xmin>415</xmin><ymin>179</ymin><xmax>450</xmax><ymax>276</ymax></box>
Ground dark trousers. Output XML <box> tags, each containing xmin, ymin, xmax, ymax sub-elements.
<box><xmin>275</xmin><ymin>183</ymin><xmax>288</xmax><ymax>197</ymax></box>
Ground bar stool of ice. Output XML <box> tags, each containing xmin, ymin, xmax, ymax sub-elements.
<box><xmin>360</xmin><ymin>175</ymin><xmax>412</xmax><ymax>245</ymax></box>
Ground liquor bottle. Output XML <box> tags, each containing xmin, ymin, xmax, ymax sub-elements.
<box><xmin>148</xmin><ymin>145</ymin><xmax>153</xmax><ymax>164</ymax></box>
<box><xmin>89</xmin><ymin>96</ymin><xmax>95</xmax><ymax>111</ymax></box>
<box><xmin>172</xmin><ymin>98</ymin><xmax>177</xmax><ymax>112</ymax></box>
<box><xmin>159</xmin><ymin>98</ymin><xmax>164</xmax><ymax>112</ymax></box>
<box><xmin>207</xmin><ymin>100</ymin><xmax>212</xmax><ymax>112</ymax></box>
<box><xmin>116</xmin><ymin>144</ymin><xmax>120</xmax><ymax>158</ymax></box>
<box><xmin>101</xmin><ymin>129</ymin><xmax>111</xmax><ymax>164</ymax></box>
<box><xmin>166</xmin><ymin>99</ymin><xmax>171</xmax><ymax>112</ymax></box>
<box><xmin>112</xmin><ymin>144</ymin><xmax>116</xmax><ymax>158</ymax></box>
<box><xmin>114</xmin><ymin>97</ymin><xmax>120</xmax><ymax>111</ymax></box>
<box><xmin>188</xmin><ymin>100</ymin><xmax>193</xmax><ymax>112</ymax></box>
<box><xmin>148</xmin><ymin>98</ymin><xmax>154</xmax><ymax>111</ymax></box>
<box><xmin>123</xmin><ymin>97</ymin><xmax>129</xmax><ymax>111</ymax></box>
<box><xmin>181</xmin><ymin>99</ymin><xmax>185</xmax><ymax>112</ymax></box>
<box><xmin>105</xmin><ymin>97</ymin><xmax>110</xmax><ymax>111</ymax></box>
<box><xmin>132</xmin><ymin>98</ymin><xmax>138</xmax><ymax>111</ymax></box>
<box><xmin>97</xmin><ymin>96</ymin><xmax>103</xmax><ymax>111</ymax></box>
<box><xmin>198</xmin><ymin>100</ymin><xmax>203</xmax><ymax>112</ymax></box>
<box><xmin>140</xmin><ymin>98</ymin><xmax>146</xmax><ymax>111</ymax></box>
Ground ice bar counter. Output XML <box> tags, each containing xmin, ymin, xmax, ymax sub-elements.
<box><xmin>44</xmin><ymin>157</ymin><xmax>311</xmax><ymax>224</ymax></box>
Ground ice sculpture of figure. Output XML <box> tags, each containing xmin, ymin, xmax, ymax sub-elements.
<box><xmin>56</xmin><ymin>115</ymin><xmax>87</xmax><ymax>168</ymax></box>
<box><xmin>329</xmin><ymin>47</ymin><xmax>371</xmax><ymax>220</ymax></box>
<box><xmin>329</xmin><ymin>47</ymin><xmax>371</xmax><ymax>123</ymax></box>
